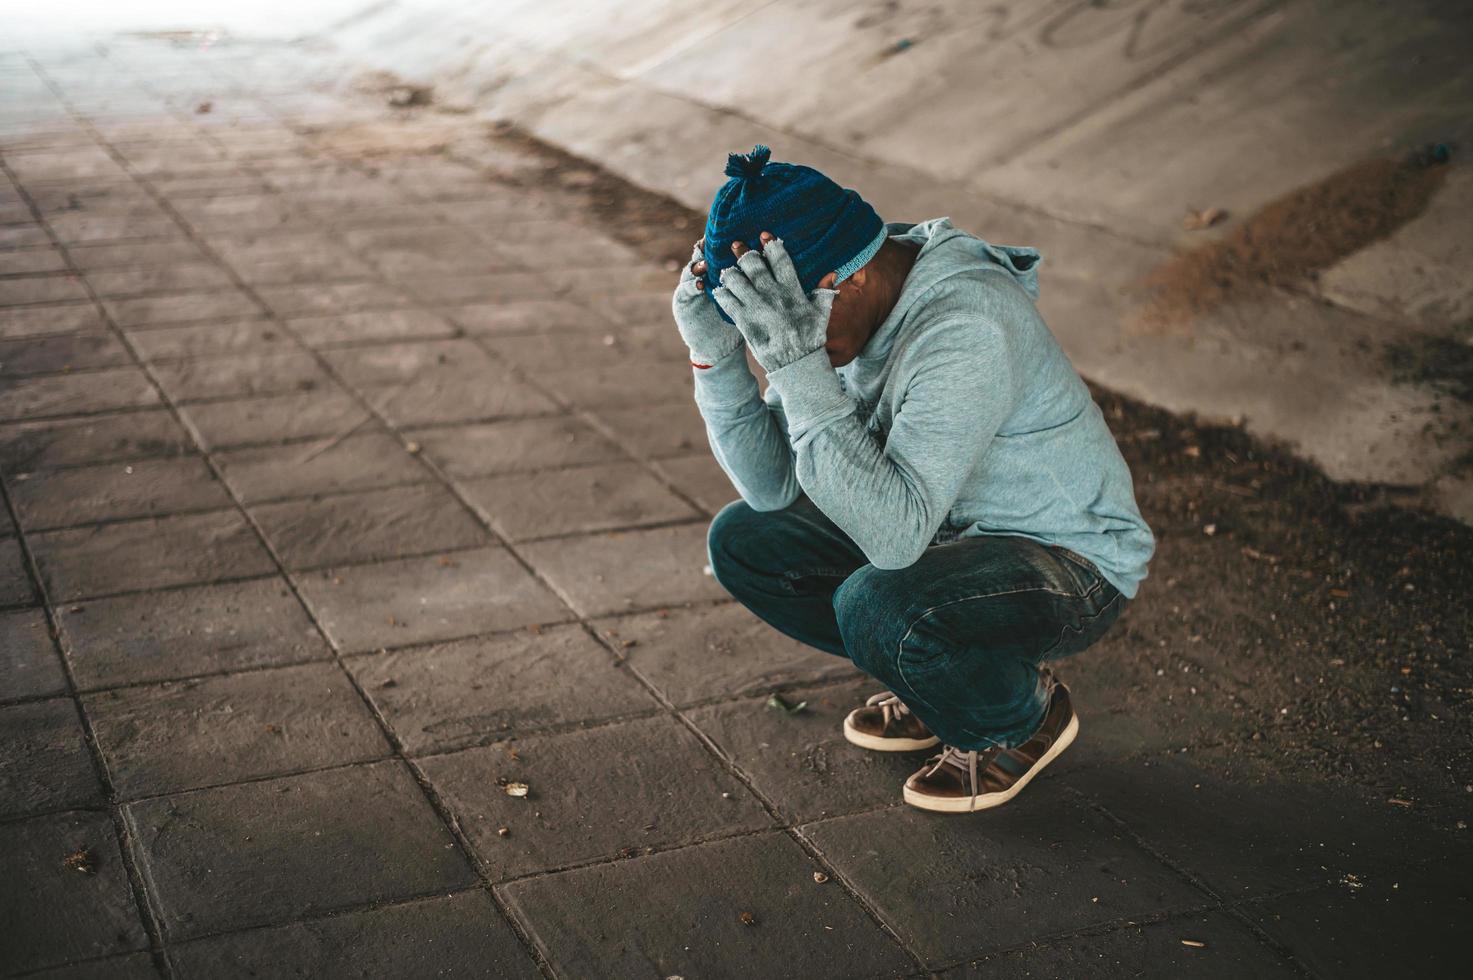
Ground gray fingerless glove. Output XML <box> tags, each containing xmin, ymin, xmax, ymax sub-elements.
<box><xmin>710</xmin><ymin>238</ymin><xmax>837</xmax><ymax>373</ymax></box>
<box><xmin>672</xmin><ymin>242</ymin><xmax>743</xmax><ymax>368</ymax></box>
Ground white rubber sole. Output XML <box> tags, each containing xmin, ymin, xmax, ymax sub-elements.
<box><xmin>842</xmin><ymin>713</ymin><xmax>941</xmax><ymax>753</ymax></box>
<box><xmin>902</xmin><ymin>711</ymin><xmax>1079</xmax><ymax>813</ymax></box>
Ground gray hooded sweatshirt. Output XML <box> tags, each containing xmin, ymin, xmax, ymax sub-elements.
<box><xmin>691</xmin><ymin>216</ymin><xmax>1155</xmax><ymax>598</ymax></box>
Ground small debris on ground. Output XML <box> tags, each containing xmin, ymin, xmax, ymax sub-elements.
<box><xmin>1181</xmin><ymin>938</ymin><xmax>1207</xmax><ymax>948</ymax></box>
<box><xmin>497</xmin><ymin>826</ymin><xmax>511</xmax><ymax>837</ymax></box>
<box><xmin>195</xmin><ymin>100</ymin><xmax>212</xmax><ymax>114</ymax></box>
<box><xmin>766</xmin><ymin>693</ymin><xmax>808</xmax><ymax>715</ymax></box>
<box><xmin>812</xmin><ymin>871</ymin><xmax>829</xmax><ymax>884</ymax></box>
<box><xmin>1181</xmin><ymin>207</ymin><xmax>1227</xmax><ymax>230</ymax></box>
<box><xmin>503</xmin><ymin>781</ymin><xmax>530</xmax><ymax>798</ymax></box>
<box><xmin>738</xmin><ymin>911</ymin><xmax>758</xmax><ymax>926</ymax></box>
<box><xmin>387</xmin><ymin>85</ymin><xmax>434</xmax><ymax>108</ymax></box>
<box><xmin>63</xmin><ymin>845</ymin><xmax>96</xmax><ymax>875</ymax></box>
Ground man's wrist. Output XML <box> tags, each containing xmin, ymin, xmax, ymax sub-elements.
<box><xmin>764</xmin><ymin>347</ymin><xmax>850</xmax><ymax>434</ymax></box>
<box><xmin>691</xmin><ymin>340</ymin><xmax>759</xmax><ymax>409</ymax></box>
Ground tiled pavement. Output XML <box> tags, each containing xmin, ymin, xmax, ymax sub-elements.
<box><xmin>1</xmin><ymin>38</ymin><xmax>1466</xmax><ymax>980</ymax></box>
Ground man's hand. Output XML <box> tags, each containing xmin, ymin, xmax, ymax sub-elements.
<box><xmin>712</xmin><ymin>232</ymin><xmax>837</xmax><ymax>373</ymax></box>
<box><xmin>671</xmin><ymin>237</ymin><xmax>742</xmax><ymax>369</ymax></box>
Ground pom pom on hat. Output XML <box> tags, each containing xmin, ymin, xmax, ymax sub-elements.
<box><xmin>724</xmin><ymin>144</ymin><xmax>772</xmax><ymax>179</ymax></box>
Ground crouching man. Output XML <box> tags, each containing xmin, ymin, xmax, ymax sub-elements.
<box><xmin>672</xmin><ymin>145</ymin><xmax>1154</xmax><ymax>813</ymax></box>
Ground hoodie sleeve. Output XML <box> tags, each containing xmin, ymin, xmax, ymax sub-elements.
<box><xmin>762</xmin><ymin>314</ymin><xmax>1017</xmax><ymax>568</ymax></box>
<box><xmin>691</xmin><ymin>343</ymin><xmax>802</xmax><ymax>512</ymax></box>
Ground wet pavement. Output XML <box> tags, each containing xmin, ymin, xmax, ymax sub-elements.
<box><xmin>1</xmin><ymin>36</ymin><xmax>1468</xmax><ymax>980</ymax></box>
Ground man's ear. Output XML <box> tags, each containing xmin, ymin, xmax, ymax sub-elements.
<box><xmin>818</xmin><ymin>271</ymin><xmax>839</xmax><ymax>289</ymax></box>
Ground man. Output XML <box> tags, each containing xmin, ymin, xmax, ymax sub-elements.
<box><xmin>671</xmin><ymin>145</ymin><xmax>1154</xmax><ymax>813</ymax></box>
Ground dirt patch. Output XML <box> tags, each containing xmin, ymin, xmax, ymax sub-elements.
<box><xmin>476</xmin><ymin>122</ymin><xmax>702</xmax><ymax>268</ymax></box>
<box><xmin>1138</xmin><ymin>150</ymin><xmax>1451</xmax><ymax>328</ymax></box>
<box><xmin>1386</xmin><ymin>334</ymin><xmax>1473</xmax><ymax>405</ymax></box>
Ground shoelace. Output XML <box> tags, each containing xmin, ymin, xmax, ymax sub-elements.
<box><xmin>923</xmin><ymin>744</ymin><xmax>1001</xmax><ymax>802</ymax></box>
<box><xmin>865</xmin><ymin>691</ymin><xmax>912</xmax><ymax>728</ymax></box>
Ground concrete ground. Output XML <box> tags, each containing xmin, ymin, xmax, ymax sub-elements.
<box><xmin>2</xmin><ymin>31</ymin><xmax>1470</xmax><ymax>980</ymax></box>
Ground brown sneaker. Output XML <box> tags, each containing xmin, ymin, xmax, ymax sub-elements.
<box><xmin>902</xmin><ymin>675</ymin><xmax>1078</xmax><ymax>813</ymax></box>
<box><xmin>843</xmin><ymin>692</ymin><xmax>941</xmax><ymax>752</ymax></box>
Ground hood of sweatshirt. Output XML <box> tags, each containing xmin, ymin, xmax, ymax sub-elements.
<box><xmin>853</xmin><ymin>217</ymin><xmax>1042</xmax><ymax>364</ymax></box>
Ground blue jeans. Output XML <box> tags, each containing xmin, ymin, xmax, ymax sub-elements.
<box><xmin>707</xmin><ymin>496</ymin><xmax>1126</xmax><ymax>751</ymax></box>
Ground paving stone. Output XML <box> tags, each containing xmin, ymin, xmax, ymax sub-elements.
<box><xmin>1067</xmin><ymin>752</ymin><xmax>1467</xmax><ymax>901</ymax></box>
<box><xmin>9</xmin><ymin>456</ymin><xmax>231</xmax><ymax>529</ymax></box>
<box><xmin>6</xmin><ymin>147</ymin><xmax>127</xmax><ymax>182</ymax></box>
<box><xmin>1243</xmin><ymin>864</ymin><xmax>1468</xmax><ymax>980</ymax></box>
<box><xmin>0</xmin><ymin>332</ymin><xmax>131</xmax><ymax>376</ymax></box>
<box><xmin>519</xmin><ymin>523</ymin><xmax>725</xmax><ymax>617</ymax></box>
<box><xmin>500</xmin><ymin>831</ymin><xmax>913</xmax><ymax>979</ymax></box>
<box><xmin>423</xmin><ymin>715</ymin><xmax>772</xmax><ymax>879</ymax></box>
<box><xmin>321</xmin><ymin>338</ymin><xmax>491</xmax><ymax>387</ymax></box>
<box><xmin>0</xmin><ymin>607</ymin><xmax>68</xmax><ymax>702</ymax></box>
<box><xmin>0</xmin><ymin>366</ymin><xmax>159</xmax><ymax>421</ymax></box>
<box><xmin>297</xmin><ymin>547</ymin><xmax>568</xmax><ymax>654</ymax></box>
<box><xmin>0</xmin><ymin>810</ymin><xmax>149</xmax><ymax>973</ymax></box>
<box><xmin>176</xmin><ymin>387</ymin><xmax>368</xmax><ymax>451</ymax></box>
<box><xmin>102</xmin><ymin>290</ymin><xmax>262</xmax><ymax>328</ymax></box>
<box><xmin>346</xmin><ymin>624</ymin><xmax>653</xmax><ymax>754</ymax></box>
<box><xmin>481</xmin><ymin>322</ymin><xmax>686</xmax><ymax>371</ymax></box>
<box><xmin>0</xmin><ymin>301</ymin><xmax>106</xmax><ymax>339</ymax></box>
<box><xmin>0</xmin><ymin>272</ymin><xmax>91</xmax><ymax>306</ymax></box>
<box><xmin>25</xmin><ymin>952</ymin><xmax>161</xmax><ymax>980</ymax></box>
<box><xmin>2</xmin><ymin>535</ymin><xmax>38</xmax><ymax>606</ymax></box>
<box><xmin>0</xmin><ymin>698</ymin><xmax>102</xmax><ymax>818</ymax></box>
<box><xmin>407</xmin><ymin>416</ymin><xmax>625</xmax><ymax>478</ymax></box>
<box><xmin>444</xmin><ymin>298</ymin><xmax>609</xmax><ymax>335</ymax></box>
<box><xmin>604</xmin><ymin>290</ymin><xmax>682</xmax><ymax>327</ymax></box>
<box><xmin>595</xmin><ymin>602</ymin><xmax>861</xmax><ymax>706</ymax></box>
<box><xmin>213</xmin><ymin>234</ymin><xmax>376</xmax><ymax>285</ymax></box>
<box><xmin>68</xmin><ymin>240</ymin><xmax>205</xmax><ymax>270</ymax></box>
<box><xmin>151</xmin><ymin>172</ymin><xmax>270</xmax><ymax>198</ymax></box>
<box><xmin>288</xmin><ymin>308</ymin><xmax>457</xmax><ymax>347</ymax></box>
<box><xmin>341</xmin><ymin>225</ymin><xmax>502</xmax><ymax>277</ymax></box>
<box><xmin>653</xmin><ymin>453</ymin><xmax>737</xmax><ymax>514</ymax></box>
<box><xmin>460</xmin><ymin>461</ymin><xmax>700</xmax><ymax>542</ymax></box>
<box><xmin>170</xmin><ymin>891</ymin><xmax>541</xmax><ymax>980</ymax></box>
<box><xmin>48</xmin><ymin>213</ymin><xmax>183</xmax><ymax>245</ymax></box>
<box><xmin>56</xmin><ymin>577</ymin><xmax>330</xmax><ymax>690</ymax></box>
<box><xmin>544</xmin><ymin>264</ymin><xmax>672</xmax><ymax>297</ymax></box>
<box><xmin>598</xmin><ymin>402</ymin><xmax>708</xmax><ymax>459</ymax></box>
<box><xmin>801</xmin><ymin>795</ymin><xmax>1207</xmax><ymax>967</ymax></box>
<box><xmin>126</xmin><ymin>318</ymin><xmax>291</xmax><ymax>361</ymax></box>
<box><xmin>30</xmin><ymin>510</ymin><xmax>276</xmax><ymax>600</ymax></box>
<box><xmin>25</xmin><ymin>180</ymin><xmax>152</xmax><ymax>215</ymax></box>
<box><xmin>0</xmin><ymin>409</ymin><xmax>191</xmax><ymax>470</ymax></box>
<box><xmin>84</xmin><ymin>662</ymin><xmax>389</xmax><ymax>798</ymax></box>
<box><xmin>126</xmin><ymin>761</ymin><xmax>476</xmax><ymax>940</ymax></box>
<box><xmin>1</xmin><ymin>246</ymin><xmax>69</xmax><ymax>274</ymax></box>
<box><xmin>366</xmin><ymin>369</ymin><xmax>560</xmax><ymax>427</ymax></box>
<box><xmin>252</xmin><ymin>483</ymin><xmax>489</xmax><ymax>569</ymax></box>
<box><xmin>0</xmin><ymin>223</ymin><xmax>51</xmax><ymax>248</ymax></box>
<box><xmin>690</xmin><ymin>678</ymin><xmax>926</xmax><ymax>824</ymax></box>
<box><xmin>395</xmin><ymin>273</ymin><xmax>550</xmax><ymax>306</ymax></box>
<box><xmin>950</xmin><ymin>910</ymin><xmax>1298</xmax><ymax>978</ymax></box>
<box><xmin>256</xmin><ymin>281</ymin><xmax>414</xmax><ymax>317</ymax></box>
<box><xmin>150</xmin><ymin>350</ymin><xmax>329</xmax><ymax>402</ymax></box>
<box><xmin>532</xmin><ymin>360</ymin><xmax>694</xmax><ymax>409</ymax></box>
<box><xmin>83</xmin><ymin>261</ymin><xmax>234</xmax><ymax>298</ymax></box>
<box><xmin>214</xmin><ymin>431</ymin><xmax>427</xmax><ymax>504</ymax></box>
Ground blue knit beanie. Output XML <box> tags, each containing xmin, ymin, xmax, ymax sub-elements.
<box><xmin>703</xmin><ymin>145</ymin><xmax>886</xmax><ymax>324</ymax></box>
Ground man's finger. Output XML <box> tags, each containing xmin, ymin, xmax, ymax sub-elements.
<box><xmin>717</xmin><ymin>264</ymin><xmax>759</xmax><ymax>305</ymax></box>
<box><xmin>735</xmin><ymin>247</ymin><xmax>775</xmax><ymax>285</ymax></box>
<box><xmin>731</xmin><ymin>240</ymin><xmax>750</xmax><ymax>259</ymax></box>
<box><xmin>758</xmin><ymin>236</ymin><xmax>804</xmax><ymax>295</ymax></box>
<box><xmin>711</xmin><ymin>284</ymin><xmax>744</xmax><ymax>312</ymax></box>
